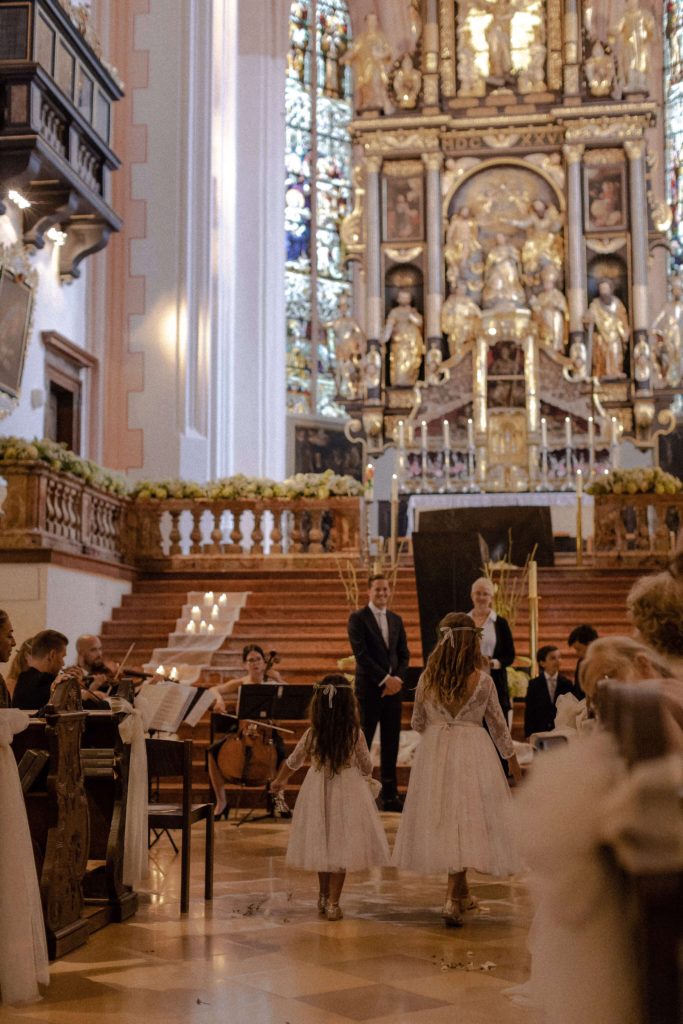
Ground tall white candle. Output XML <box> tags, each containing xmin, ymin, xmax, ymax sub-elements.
<box><xmin>169</xmin><ymin>666</ymin><xmax>179</xmax><ymax>682</ymax></box>
<box><xmin>397</xmin><ymin>419</ymin><xmax>405</xmax><ymax>450</ymax></box>
<box><xmin>218</xmin><ymin>593</ymin><xmax>227</xmax><ymax>607</ymax></box>
<box><xmin>186</xmin><ymin>620</ymin><xmax>196</xmax><ymax>635</ymax></box>
<box><xmin>211</xmin><ymin>604</ymin><xmax>219</xmax><ymax>621</ymax></box>
<box><xmin>204</xmin><ymin>591</ymin><xmax>214</xmax><ymax>607</ymax></box>
<box><xmin>207</xmin><ymin>623</ymin><xmax>215</xmax><ymax>635</ymax></box>
<box><xmin>588</xmin><ymin>415</ymin><xmax>594</xmax><ymax>450</ymax></box>
<box><xmin>391</xmin><ymin>472</ymin><xmax>399</xmax><ymax>503</ymax></box>
<box><xmin>421</xmin><ymin>420</ymin><xmax>428</xmax><ymax>451</ymax></box>
<box><xmin>443</xmin><ymin>419</ymin><xmax>450</xmax><ymax>450</ymax></box>
<box><xmin>541</xmin><ymin>417</ymin><xmax>548</xmax><ymax>449</ymax></box>
<box><xmin>576</xmin><ymin>468</ymin><xmax>583</xmax><ymax>497</ymax></box>
<box><xmin>467</xmin><ymin>417</ymin><xmax>474</xmax><ymax>449</ymax></box>
<box><xmin>191</xmin><ymin>605</ymin><xmax>201</xmax><ymax>622</ymax></box>
<box><xmin>611</xmin><ymin>416</ymin><xmax>618</xmax><ymax>445</ymax></box>
<box><xmin>365</xmin><ymin>462</ymin><xmax>375</xmax><ymax>501</ymax></box>
<box><xmin>155</xmin><ymin>665</ymin><xmax>165</xmax><ymax>678</ymax></box>
<box><xmin>564</xmin><ymin>416</ymin><xmax>572</xmax><ymax>448</ymax></box>
<box><xmin>199</xmin><ymin>620</ymin><xmax>208</xmax><ymax>634</ymax></box>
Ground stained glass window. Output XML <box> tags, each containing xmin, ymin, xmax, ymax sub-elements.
<box><xmin>665</xmin><ymin>0</ymin><xmax>683</xmax><ymax>269</ymax></box>
<box><xmin>285</xmin><ymin>0</ymin><xmax>352</xmax><ymax>417</ymax></box>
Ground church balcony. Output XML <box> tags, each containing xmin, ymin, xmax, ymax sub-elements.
<box><xmin>593</xmin><ymin>493</ymin><xmax>683</xmax><ymax>565</ymax></box>
<box><xmin>0</xmin><ymin>0</ymin><xmax>122</xmax><ymax>279</ymax></box>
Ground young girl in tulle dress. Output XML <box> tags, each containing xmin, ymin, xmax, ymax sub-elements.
<box><xmin>271</xmin><ymin>674</ymin><xmax>390</xmax><ymax>921</ymax></box>
<box><xmin>393</xmin><ymin>612</ymin><xmax>522</xmax><ymax>926</ymax></box>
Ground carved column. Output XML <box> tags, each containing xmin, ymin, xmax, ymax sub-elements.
<box><xmin>563</xmin><ymin>143</ymin><xmax>586</xmax><ymax>346</ymax></box>
<box><xmin>422</xmin><ymin>0</ymin><xmax>439</xmax><ymax>109</ymax></box>
<box><xmin>364</xmin><ymin>154</ymin><xmax>383</xmax><ymax>402</ymax></box>
<box><xmin>625</xmin><ymin>138</ymin><xmax>651</xmax><ymax>391</ymax></box>
<box><xmin>423</xmin><ymin>151</ymin><xmax>443</xmax><ymax>359</ymax></box>
<box><xmin>563</xmin><ymin>0</ymin><xmax>581</xmax><ymax>97</ymax></box>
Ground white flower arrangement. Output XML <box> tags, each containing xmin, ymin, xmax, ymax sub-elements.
<box><xmin>587</xmin><ymin>467</ymin><xmax>682</xmax><ymax>497</ymax></box>
<box><xmin>0</xmin><ymin>436</ymin><xmax>128</xmax><ymax>496</ymax></box>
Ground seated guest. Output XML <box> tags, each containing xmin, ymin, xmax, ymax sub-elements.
<box><xmin>525</xmin><ymin>645</ymin><xmax>579</xmax><ymax>738</ymax></box>
<box><xmin>6</xmin><ymin>636</ymin><xmax>32</xmax><ymax>699</ymax></box>
<box><xmin>626</xmin><ymin>549</ymin><xmax>683</xmax><ymax>678</ymax></box>
<box><xmin>75</xmin><ymin>634</ymin><xmax>117</xmax><ymax>692</ymax></box>
<box><xmin>12</xmin><ymin>629</ymin><xmax>68</xmax><ymax>709</ymax></box>
<box><xmin>0</xmin><ymin>609</ymin><xmax>17</xmax><ymax>707</ymax></box>
<box><xmin>567</xmin><ymin>624</ymin><xmax>598</xmax><ymax>697</ymax></box>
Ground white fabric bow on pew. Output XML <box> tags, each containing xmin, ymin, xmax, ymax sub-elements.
<box><xmin>0</xmin><ymin>709</ymin><xmax>49</xmax><ymax>1005</ymax></box>
<box><xmin>112</xmin><ymin>698</ymin><xmax>149</xmax><ymax>890</ymax></box>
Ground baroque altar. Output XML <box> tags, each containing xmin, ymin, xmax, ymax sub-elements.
<box><xmin>335</xmin><ymin>0</ymin><xmax>680</xmax><ymax>492</ymax></box>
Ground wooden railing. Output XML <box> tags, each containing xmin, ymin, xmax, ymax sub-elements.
<box><xmin>0</xmin><ymin>463</ymin><xmax>362</xmax><ymax>566</ymax></box>
<box><xmin>593</xmin><ymin>494</ymin><xmax>683</xmax><ymax>563</ymax></box>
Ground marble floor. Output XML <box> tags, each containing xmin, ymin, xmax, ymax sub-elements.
<box><xmin>2</xmin><ymin>817</ymin><xmax>536</xmax><ymax>1024</ymax></box>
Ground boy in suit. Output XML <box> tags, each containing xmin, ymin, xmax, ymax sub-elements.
<box><xmin>347</xmin><ymin>574</ymin><xmax>409</xmax><ymax>812</ymax></box>
<box><xmin>524</xmin><ymin>645</ymin><xmax>579</xmax><ymax>738</ymax></box>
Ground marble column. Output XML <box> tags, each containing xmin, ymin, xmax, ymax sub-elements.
<box><xmin>364</xmin><ymin>154</ymin><xmax>383</xmax><ymax>402</ymax></box>
<box><xmin>563</xmin><ymin>143</ymin><xmax>586</xmax><ymax>345</ymax></box>
<box><xmin>625</xmin><ymin>138</ymin><xmax>651</xmax><ymax>391</ymax></box>
<box><xmin>423</xmin><ymin>151</ymin><xmax>443</xmax><ymax>365</ymax></box>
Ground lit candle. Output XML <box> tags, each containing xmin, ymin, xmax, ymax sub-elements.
<box><xmin>199</xmin><ymin>620</ymin><xmax>208</xmax><ymax>634</ymax></box>
<box><xmin>155</xmin><ymin>665</ymin><xmax>165</xmax><ymax>678</ymax></box>
<box><xmin>564</xmin><ymin>416</ymin><xmax>572</xmax><ymax>448</ymax></box>
<box><xmin>391</xmin><ymin>472</ymin><xmax>399</xmax><ymax>504</ymax></box>
<box><xmin>443</xmin><ymin>419</ymin><xmax>450</xmax><ymax>450</ymax></box>
<box><xmin>211</xmin><ymin>604</ymin><xmax>219</xmax><ymax>621</ymax></box>
<box><xmin>218</xmin><ymin>593</ymin><xmax>227</xmax><ymax>607</ymax></box>
<box><xmin>169</xmin><ymin>666</ymin><xmax>179</xmax><ymax>682</ymax></box>
<box><xmin>541</xmin><ymin>417</ymin><xmax>548</xmax><ymax>449</ymax></box>
<box><xmin>365</xmin><ymin>462</ymin><xmax>375</xmax><ymax>501</ymax></box>
<box><xmin>191</xmin><ymin>605</ymin><xmax>201</xmax><ymax>622</ymax></box>
<box><xmin>203</xmin><ymin>591</ymin><xmax>214</xmax><ymax>606</ymax></box>
<box><xmin>611</xmin><ymin>416</ymin><xmax>618</xmax><ymax>445</ymax></box>
<box><xmin>588</xmin><ymin>415</ymin><xmax>594</xmax><ymax>450</ymax></box>
<box><xmin>397</xmin><ymin>419</ymin><xmax>405</xmax><ymax>450</ymax></box>
<box><xmin>421</xmin><ymin>420</ymin><xmax>428</xmax><ymax>451</ymax></box>
<box><xmin>467</xmin><ymin>417</ymin><xmax>474</xmax><ymax>449</ymax></box>
<box><xmin>576</xmin><ymin>468</ymin><xmax>583</xmax><ymax>497</ymax></box>
<box><xmin>407</xmin><ymin>421</ymin><xmax>414</xmax><ymax>445</ymax></box>
<box><xmin>207</xmin><ymin>623</ymin><xmax>215</xmax><ymax>635</ymax></box>
<box><xmin>186</xmin><ymin>620</ymin><xmax>196</xmax><ymax>634</ymax></box>
<box><xmin>528</xmin><ymin>560</ymin><xmax>538</xmax><ymax>600</ymax></box>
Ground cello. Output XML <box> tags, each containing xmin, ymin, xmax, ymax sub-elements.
<box><xmin>216</xmin><ymin>651</ymin><xmax>288</xmax><ymax>785</ymax></box>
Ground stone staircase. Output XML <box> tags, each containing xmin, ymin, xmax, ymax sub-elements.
<box><xmin>100</xmin><ymin>561</ymin><xmax>643</xmax><ymax>807</ymax></box>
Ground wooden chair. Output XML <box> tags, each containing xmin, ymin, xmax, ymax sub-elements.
<box><xmin>146</xmin><ymin>738</ymin><xmax>213</xmax><ymax>914</ymax></box>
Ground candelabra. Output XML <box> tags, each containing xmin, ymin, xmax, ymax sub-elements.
<box><xmin>463</xmin><ymin>444</ymin><xmax>480</xmax><ymax>493</ymax></box>
<box><xmin>536</xmin><ymin>443</ymin><xmax>551</xmax><ymax>492</ymax></box>
<box><xmin>439</xmin><ymin>448</ymin><xmax>451</xmax><ymax>493</ymax></box>
<box><xmin>560</xmin><ymin>444</ymin><xmax>574</xmax><ymax>492</ymax></box>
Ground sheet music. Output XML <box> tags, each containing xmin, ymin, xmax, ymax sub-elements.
<box><xmin>183</xmin><ymin>687</ymin><xmax>218</xmax><ymax>728</ymax></box>
<box><xmin>138</xmin><ymin>682</ymin><xmax>195</xmax><ymax>732</ymax></box>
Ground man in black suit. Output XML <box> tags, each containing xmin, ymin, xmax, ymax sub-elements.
<box><xmin>567</xmin><ymin>624</ymin><xmax>598</xmax><ymax>698</ymax></box>
<box><xmin>347</xmin><ymin>574</ymin><xmax>409</xmax><ymax>812</ymax></box>
<box><xmin>524</xmin><ymin>645</ymin><xmax>580</xmax><ymax>738</ymax></box>
<box><xmin>12</xmin><ymin>629</ymin><xmax>68</xmax><ymax>710</ymax></box>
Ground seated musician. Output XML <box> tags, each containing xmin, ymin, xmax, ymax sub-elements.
<box><xmin>12</xmin><ymin>629</ymin><xmax>109</xmax><ymax>712</ymax></box>
<box><xmin>75</xmin><ymin>634</ymin><xmax>118</xmax><ymax>693</ymax></box>
<box><xmin>209</xmin><ymin>643</ymin><xmax>291</xmax><ymax>820</ymax></box>
<box><xmin>0</xmin><ymin>609</ymin><xmax>17</xmax><ymax>707</ymax></box>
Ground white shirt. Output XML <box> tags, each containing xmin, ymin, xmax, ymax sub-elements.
<box><xmin>369</xmin><ymin>602</ymin><xmax>389</xmax><ymax>646</ymax></box>
<box><xmin>469</xmin><ymin>608</ymin><xmax>498</xmax><ymax>666</ymax></box>
<box><xmin>545</xmin><ymin>672</ymin><xmax>559</xmax><ymax>704</ymax></box>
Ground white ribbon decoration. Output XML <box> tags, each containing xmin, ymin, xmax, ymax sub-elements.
<box><xmin>114</xmin><ymin>700</ymin><xmax>149</xmax><ymax>890</ymax></box>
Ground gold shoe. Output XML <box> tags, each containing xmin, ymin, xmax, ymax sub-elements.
<box><xmin>317</xmin><ymin>894</ymin><xmax>328</xmax><ymax>916</ymax></box>
<box><xmin>325</xmin><ymin>903</ymin><xmax>343</xmax><ymax>921</ymax></box>
<box><xmin>441</xmin><ymin>899</ymin><xmax>464</xmax><ymax>927</ymax></box>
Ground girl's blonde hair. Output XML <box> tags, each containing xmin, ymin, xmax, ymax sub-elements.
<box><xmin>308</xmin><ymin>673</ymin><xmax>360</xmax><ymax>776</ymax></box>
<box><xmin>579</xmin><ymin>635</ymin><xmax>674</xmax><ymax>699</ymax></box>
<box><xmin>7</xmin><ymin>637</ymin><xmax>33</xmax><ymax>690</ymax></box>
<box><xmin>626</xmin><ymin>553</ymin><xmax>683</xmax><ymax>659</ymax></box>
<box><xmin>421</xmin><ymin>612</ymin><xmax>481</xmax><ymax>706</ymax></box>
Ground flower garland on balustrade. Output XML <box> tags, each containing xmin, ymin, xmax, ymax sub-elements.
<box><xmin>587</xmin><ymin>468</ymin><xmax>682</xmax><ymax>496</ymax></box>
<box><xmin>0</xmin><ymin>438</ymin><xmax>366</xmax><ymax>501</ymax></box>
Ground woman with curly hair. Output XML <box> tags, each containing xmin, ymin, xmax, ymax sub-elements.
<box><xmin>626</xmin><ymin>550</ymin><xmax>683</xmax><ymax>677</ymax></box>
<box><xmin>271</xmin><ymin>674</ymin><xmax>389</xmax><ymax>921</ymax></box>
<box><xmin>392</xmin><ymin>612</ymin><xmax>521</xmax><ymax>926</ymax></box>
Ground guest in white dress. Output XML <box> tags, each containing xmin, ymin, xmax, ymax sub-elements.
<box><xmin>393</xmin><ymin>612</ymin><xmax>522</xmax><ymax>926</ymax></box>
<box><xmin>271</xmin><ymin>674</ymin><xmax>390</xmax><ymax>921</ymax></box>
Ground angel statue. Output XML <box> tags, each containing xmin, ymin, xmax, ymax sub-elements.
<box><xmin>383</xmin><ymin>289</ymin><xmax>424</xmax><ymax>387</ymax></box>
<box><xmin>341</xmin><ymin>13</ymin><xmax>393</xmax><ymax>114</ymax></box>
<box><xmin>584</xmin><ymin>280</ymin><xmax>630</xmax><ymax>378</ymax></box>
<box><xmin>610</xmin><ymin>0</ymin><xmax>655</xmax><ymax>96</ymax></box>
<box><xmin>324</xmin><ymin>296</ymin><xmax>365</xmax><ymax>400</ymax></box>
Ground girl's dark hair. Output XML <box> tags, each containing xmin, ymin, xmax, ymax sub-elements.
<box><xmin>242</xmin><ymin>644</ymin><xmax>265</xmax><ymax>661</ymax></box>
<box><xmin>421</xmin><ymin>612</ymin><xmax>481</xmax><ymax>706</ymax></box>
<box><xmin>308</xmin><ymin>673</ymin><xmax>359</xmax><ymax>776</ymax></box>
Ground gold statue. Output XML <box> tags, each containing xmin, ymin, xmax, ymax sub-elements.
<box><xmin>444</xmin><ymin>206</ymin><xmax>483</xmax><ymax>297</ymax></box>
<box><xmin>482</xmin><ymin>234</ymin><xmax>527</xmax><ymax>311</ymax></box>
<box><xmin>340</xmin><ymin>13</ymin><xmax>393</xmax><ymax>114</ymax></box>
<box><xmin>383</xmin><ymin>289</ymin><xmax>424</xmax><ymax>387</ymax></box>
<box><xmin>515</xmin><ymin>198</ymin><xmax>563</xmax><ymax>284</ymax></box>
<box><xmin>518</xmin><ymin>21</ymin><xmax>546</xmax><ymax>94</ymax></box>
<box><xmin>530</xmin><ymin>266</ymin><xmax>568</xmax><ymax>353</ymax></box>
<box><xmin>650</xmin><ymin>275</ymin><xmax>683</xmax><ymax>388</ymax></box>
<box><xmin>425</xmin><ymin>343</ymin><xmax>444</xmax><ymax>385</ymax></box>
<box><xmin>584</xmin><ymin>40</ymin><xmax>616</xmax><ymax>97</ymax></box>
<box><xmin>585</xmin><ymin>281</ymin><xmax>630</xmax><ymax>379</ymax></box>
<box><xmin>441</xmin><ymin>279</ymin><xmax>481</xmax><ymax>359</ymax></box>
<box><xmin>610</xmin><ymin>0</ymin><xmax>655</xmax><ymax>96</ymax></box>
<box><xmin>485</xmin><ymin>0</ymin><xmax>515</xmax><ymax>82</ymax></box>
<box><xmin>457</xmin><ymin>25</ymin><xmax>486</xmax><ymax>96</ymax></box>
<box><xmin>393</xmin><ymin>54</ymin><xmax>421</xmax><ymax>109</ymax></box>
<box><xmin>324</xmin><ymin>296</ymin><xmax>365</xmax><ymax>400</ymax></box>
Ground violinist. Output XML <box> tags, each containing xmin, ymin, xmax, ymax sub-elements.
<box><xmin>75</xmin><ymin>634</ymin><xmax>118</xmax><ymax>692</ymax></box>
<box><xmin>209</xmin><ymin>644</ymin><xmax>292</xmax><ymax>820</ymax></box>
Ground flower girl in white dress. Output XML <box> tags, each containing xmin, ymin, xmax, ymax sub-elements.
<box><xmin>393</xmin><ymin>612</ymin><xmax>522</xmax><ymax>926</ymax></box>
<box><xmin>271</xmin><ymin>675</ymin><xmax>390</xmax><ymax>920</ymax></box>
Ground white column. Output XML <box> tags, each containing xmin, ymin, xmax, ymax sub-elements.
<box><xmin>212</xmin><ymin>0</ymin><xmax>290</xmax><ymax>479</ymax></box>
<box><xmin>563</xmin><ymin>143</ymin><xmax>586</xmax><ymax>339</ymax></box>
<box><xmin>423</xmin><ymin>151</ymin><xmax>443</xmax><ymax>345</ymax></box>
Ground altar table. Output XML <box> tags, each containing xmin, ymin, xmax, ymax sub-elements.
<box><xmin>407</xmin><ymin>491</ymin><xmax>593</xmax><ymax>539</ymax></box>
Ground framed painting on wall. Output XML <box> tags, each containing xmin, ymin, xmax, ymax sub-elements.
<box><xmin>584</xmin><ymin>163</ymin><xmax>627</xmax><ymax>232</ymax></box>
<box><xmin>288</xmin><ymin>418</ymin><xmax>362</xmax><ymax>480</ymax></box>
<box><xmin>0</xmin><ymin>263</ymin><xmax>34</xmax><ymax>399</ymax></box>
<box><xmin>383</xmin><ymin>174</ymin><xmax>424</xmax><ymax>243</ymax></box>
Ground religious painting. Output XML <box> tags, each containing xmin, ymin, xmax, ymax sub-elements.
<box><xmin>584</xmin><ymin>164</ymin><xmax>627</xmax><ymax>232</ymax></box>
<box><xmin>291</xmin><ymin>420</ymin><xmax>362</xmax><ymax>479</ymax></box>
<box><xmin>383</xmin><ymin>174</ymin><xmax>424</xmax><ymax>243</ymax></box>
<box><xmin>0</xmin><ymin>266</ymin><xmax>33</xmax><ymax>399</ymax></box>
<box><xmin>487</xmin><ymin>340</ymin><xmax>524</xmax><ymax>376</ymax></box>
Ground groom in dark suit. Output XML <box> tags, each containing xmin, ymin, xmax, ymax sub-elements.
<box><xmin>524</xmin><ymin>645</ymin><xmax>580</xmax><ymax>738</ymax></box>
<box><xmin>347</xmin><ymin>574</ymin><xmax>409</xmax><ymax>812</ymax></box>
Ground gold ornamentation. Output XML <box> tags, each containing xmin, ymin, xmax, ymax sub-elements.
<box><xmin>610</xmin><ymin>1</ymin><xmax>655</xmax><ymax>98</ymax></box>
<box><xmin>383</xmin><ymin>245</ymin><xmax>424</xmax><ymax>262</ymax></box>
<box><xmin>586</xmin><ymin>236</ymin><xmax>628</xmax><ymax>254</ymax></box>
<box><xmin>383</xmin><ymin>289</ymin><xmax>424</xmax><ymax>387</ymax></box>
<box><xmin>584</xmin><ymin>41</ymin><xmax>616</xmax><ymax>97</ymax></box>
<box><xmin>623</xmin><ymin>139</ymin><xmax>645</xmax><ymax>161</ymax></box>
<box><xmin>383</xmin><ymin>159</ymin><xmax>424</xmax><ymax>177</ymax></box>
<box><xmin>651</xmin><ymin>275</ymin><xmax>683</xmax><ymax>388</ymax></box>
<box><xmin>584</xmin><ymin>148</ymin><xmax>625</xmax><ymax>166</ymax></box>
<box><xmin>423</xmin><ymin>74</ymin><xmax>440</xmax><ymax>106</ymax></box>
<box><xmin>585</xmin><ymin>282</ymin><xmax>629</xmax><ymax>379</ymax></box>
<box><xmin>526</xmin><ymin>152</ymin><xmax>565</xmax><ymax>190</ymax></box>
<box><xmin>341</xmin><ymin>14</ymin><xmax>393</xmax><ymax>115</ymax></box>
<box><xmin>546</xmin><ymin>0</ymin><xmax>563</xmax><ymax>90</ymax></box>
<box><xmin>562</xmin><ymin>143</ymin><xmax>584</xmax><ymax>164</ymax></box>
<box><xmin>422</xmin><ymin>152</ymin><xmax>443</xmax><ymax>172</ymax></box>
<box><xmin>482</xmin><ymin>131</ymin><xmax>522</xmax><ymax>148</ymax></box>
<box><xmin>362</xmin><ymin>129</ymin><xmax>441</xmax><ymax>156</ymax></box>
<box><xmin>393</xmin><ymin>55</ymin><xmax>422</xmax><ymax>110</ymax></box>
<box><xmin>365</xmin><ymin>154</ymin><xmax>383</xmax><ymax>174</ymax></box>
<box><xmin>443</xmin><ymin>125</ymin><xmax>564</xmax><ymax>156</ymax></box>
<box><xmin>438</xmin><ymin>0</ymin><xmax>457</xmax><ymax>96</ymax></box>
<box><xmin>564</xmin><ymin>115</ymin><xmax>650</xmax><ymax>143</ymax></box>
<box><xmin>340</xmin><ymin>164</ymin><xmax>365</xmax><ymax>258</ymax></box>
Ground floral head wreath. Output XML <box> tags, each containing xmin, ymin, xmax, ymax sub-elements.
<box><xmin>439</xmin><ymin>625</ymin><xmax>483</xmax><ymax>648</ymax></box>
<box><xmin>314</xmin><ymin>680</ymin><xmax>352</xmax><ymax>708</ymax></box>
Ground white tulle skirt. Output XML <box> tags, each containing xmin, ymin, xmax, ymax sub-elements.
<box><xmin>392</xmin><ymin>720</ymin><xmax>520</xmax><ymax>877</ymax></box>
<box><xmin>286</xmin><ymin>764</ymin><xmax>390</xmax><ymax>873</ymax></box>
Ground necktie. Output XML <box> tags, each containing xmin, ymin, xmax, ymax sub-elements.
<box><xmin>547</xmin><ymin>675</ymin><xmax>558</xmax><ymax>703</ymax></box>
<box><xmin>377</xmin><ymin>610</ymin><xmax>389</xmax><ymax>646</ymax></box>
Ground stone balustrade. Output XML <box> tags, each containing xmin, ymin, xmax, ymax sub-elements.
<box><xmin>0</xmin><ymin>463</ymin><xmax>362</xmax><ymax>566</ymax></box>
<box><xmin>593</xmin><ymin>493</ymin><xmax>683</xmax><ymax>562</ymax></box>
